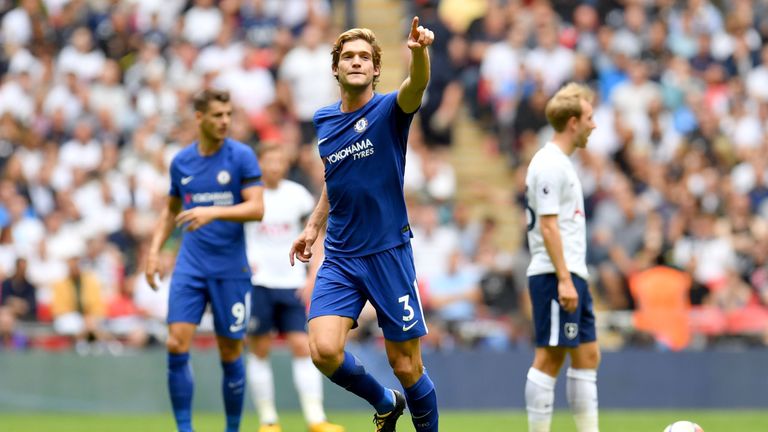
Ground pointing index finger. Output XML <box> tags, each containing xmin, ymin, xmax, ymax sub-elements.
<box><xmin>410</xmin><ymin>16</ymin><xmax>419</xmax><ymax>36</ymax></box>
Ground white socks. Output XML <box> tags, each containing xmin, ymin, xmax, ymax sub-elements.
<box><xmin>246</xmin><ymin>353</ymin><xmax>279</xmax><ymax>424</ymax></box>
<box><xmin>247</xmin><ymin>353</ymin><xmax>327</xmax><ymax>425</ymax></box>
<box><xmin>526</xmin><ymin>367</ymin><xmax>556</xmax><ymax>432</ymax></box>
<box><xmin>293</xmin><ymin>356</ymin><xmax>327</xmax><ymax>424</ymax></box>
<box><xmin>567</xmin><ymin>368</ymin><xmax>599</xmax><ymax>432</ymax></box>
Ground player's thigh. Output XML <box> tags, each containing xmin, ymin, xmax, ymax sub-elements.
<box><xmin>207</xmin><ymin>278</ymin><xmax>252</xmax><ymax>339</ymax></box>
<box><xmin>168</xmin><ymin>274</ymin><xmax>209</xmax><ymax>326</ymax></box>
<box><xmin>248</xmin><ymin>285</ymin><xmax>276</xmax><ymax>336</ymax></box>
<box><xmin>272</xmin><ymin>288</ymin><xmax>309</xmax><ymax>335</ymax></box>
<box><xmin>528</xmin><ymin>273</ymin><xmax>583</xmax><ymax>348</ymax></box>
<box><xmin>576</xmin><ymin>276</ymin><xmax>598</xmax><ymax>345</ymax></box>
<box><xmin>362</xmin><ymin>243</ymin><xmax>427</xmax><ymax>342</ymax></box>
<box><xmin>308</xmin><ymin>258</ymin><xmax>367</xmax><ymax>326</ymax></box>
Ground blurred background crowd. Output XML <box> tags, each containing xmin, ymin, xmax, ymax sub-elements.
<box><xmin>1</xmin><ymin>0</ymin><xmax>768</xmax><ymax>355</ymax></box>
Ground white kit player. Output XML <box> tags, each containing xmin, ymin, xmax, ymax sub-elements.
<box><xmin>244</xmin><ymin>145</ymin><xmax>344</xmax><ymax>432</ymax></box>
<box><xmin>524</xmin><ymin>83</ymin><xmax>600</xmax><ymax>432</ymax></box>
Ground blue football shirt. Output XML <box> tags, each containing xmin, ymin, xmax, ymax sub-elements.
<box><xmin>169</xmin><ymin>138</ymin><xmax>262</xmax><ymax>279</ymax></box>
<box><xmin>314</xmin><ymin>91</ymin><xmax>416</xmax><ymax>257</ymax></box>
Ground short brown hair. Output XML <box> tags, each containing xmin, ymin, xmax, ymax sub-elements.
<box><xmin>545</xmin><ymin>83</ymin><xmax>594</xmax><ymax>132</ymax></box>
<box><xmin>331</xmin><ymin>28</ymin><xmax>382</xmax><ymax>88</ymax></box>
<box><xmin>193</xmin><ymin>88</ymin><xmax>231</xmax><ymax>113</ymax></box>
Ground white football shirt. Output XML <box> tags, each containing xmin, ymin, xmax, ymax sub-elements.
<box><xmin>525</xmin><ymin>142</ymin><xmax>589</xmax><ymax>280</ymax></box>
<box><xmin>245</xmin><ymin>180</ymin><xmax>316</xmax><ymax>288</ymax></box>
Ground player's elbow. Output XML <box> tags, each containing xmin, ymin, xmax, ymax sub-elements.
<box><xmin>249</xmin><ymin>201</ymin><xmax>264</xmax><ymax>222</ymax></box>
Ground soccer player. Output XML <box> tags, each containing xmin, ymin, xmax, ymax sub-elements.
<box><xmin>244</xmin><ymin>145</ymin><xmax>344</xmax><ymax>432</ymax></box>
<box><xmin>289</xmin><ymin>17</ymin><xmax>439</xmax><ymax>432</ymax></box>
<box><xmin>145</xmin><ymin>89</ymin><xmax>265</xmax><ymax>432</ymax></box>
<box><xmin>524</xmin><ymin>82</ymin><xmax>600</xmax><ymax>432</ymax></box>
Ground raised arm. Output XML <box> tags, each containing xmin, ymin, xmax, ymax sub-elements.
<box><xmin>397</xmin><ymin>16</ymin><xmax>435</xmax><ymax>114</ymax></box>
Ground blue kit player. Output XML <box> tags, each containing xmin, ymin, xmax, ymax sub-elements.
<box><xmin>524</xmin><ymin>83</ymin><xmax>600</xmax><ymax>432</ymax></box>
<box><xmin>289</xmin><ymin>17</ymin><xmax>439</xmax><ymax>432</ymax></box>
<box><xmin>145</xmin><ymin>89</ymin><xmax>265</xmax><ymax>432</ymax></box>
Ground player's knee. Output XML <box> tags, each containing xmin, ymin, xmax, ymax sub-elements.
<box><xmin>574</xmin><ymin>346</ymin><xmax>601</xmax><ymax>369</ymax></box>
<box><xmin>389</xmin><ymin>356</ymin><xmax>423</xmax><ymax>385</ymax></box>
<box><xmin>309</xmin><ymin>338</ymin><xmax>343</xmax><ymax>371</ymax></box>
<box><xmin>166</xmin><ymin>335</ymin><xmax>188</xmax><ymax>354</ymax></box>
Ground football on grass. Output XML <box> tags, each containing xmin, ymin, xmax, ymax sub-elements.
<box><xmin>664</xmin><ymin>421</ymin><xmax>703</xmax><ymax>432</ymax></box>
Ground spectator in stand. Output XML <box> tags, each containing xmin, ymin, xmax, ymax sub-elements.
<box><xmin>1</xmin><ymin>257</ymin><xmax>37</xmax><ymax>322</ymax></box>
<box><xmin>51</xmin><ymin>243</ymin><xmax>109</xmax><ymax>352</ymax></box>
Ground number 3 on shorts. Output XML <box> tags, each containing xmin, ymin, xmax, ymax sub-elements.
<box><xmin>398</xmin><ymin>295</ymin><xmax>415</xmax><ymax>322</ymax></box>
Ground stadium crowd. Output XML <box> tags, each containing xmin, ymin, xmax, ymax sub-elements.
<box><xmin>1</xmin><ymin>0</ymin><xmax>767</xmax><ymax>354</ymax></box>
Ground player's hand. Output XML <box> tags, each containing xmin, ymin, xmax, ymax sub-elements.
<box><xmin>175</xmin><ymin>206</ymin><xmax>216</xmax><ymax>231</ymax></box>
<box><xmin>145</xmin><ymin>252</ymin><xmax>160</xmax><ymax>291</ymax></box>
<box><xmin>557</xmin><ymin>277</ymin><xmax>579</xmax><ymax>313</ymax></box>
<box><xmin>407</xmin><ymin>16</ymin><xmax>434</xmax><ymax>51</ymax></box>
<box><xmin>289</xmin><ymin>228</ymin><xmax>317</xmax><ymax>266</ymax></box>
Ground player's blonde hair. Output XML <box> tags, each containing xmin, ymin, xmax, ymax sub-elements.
<box><xmin>331</xmin><ymin>28</ymin><xmax>382</xmax><ymax>89</ymax></box>
<box><xmin>545</xmin><ymin>83</ymin><xmax>595</xmax><ymax>132</ymax></box>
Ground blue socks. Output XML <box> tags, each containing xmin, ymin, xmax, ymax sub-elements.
<box><xmin>221</xmin><ymin>357</ymin><xmax>246</xmax><ymax>432</ymax></box>
<box><xmin>168</xmin><ymin>352</ymin><xmax>194</xmax><ymax>432</ymax></box>
<box><xmin>405</xmin><ymin>372</ymin><xmax>439</xmax><ymax>432</ymax></box>
<box><xmin>329</xmin><ymin>351</ymin><xmax>395</xmax><ymax>414</ymax></box>
<box><xmin>168</xmin><ymin>353</ymin><xmax>246</xmax><ymax>432</ymax></box>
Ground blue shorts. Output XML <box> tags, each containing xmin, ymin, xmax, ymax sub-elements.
<box><xmin>528</xmin><ymin>273</ymin><xmax>596</xmax><ymax>347</ymax></box>
<box><xmin>248</xmin><ymin>286</ymin><xmax>307</xmax><ymax>335</ymax></box>
<box><xmin>308</xmin><ymin>242</ymin><xmax>427</xmax><ymax>342</ymax></box>
<box><xmin>168</xmin><ymin>273</ymin><xmax>252</xmax><ymax>339</ymax></box>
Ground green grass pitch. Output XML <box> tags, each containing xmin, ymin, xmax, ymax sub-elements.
<box><xmin>2</xmin><ymin>410</ymin><xmax>767</xmax><ymax>431</ymax></box>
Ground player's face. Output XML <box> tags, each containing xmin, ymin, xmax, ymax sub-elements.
<box><xmin>334</xmin><ymin>39</ymin><xmax>379</xmax><ymax>90</ymax></box>
<box><xmin>260</xmin><ymin>149</ymin><xmax>289</xmax><ymax>186</ymax></box>
<box><xmin>197</xmin><ymin>100</ymin><xmax>232</xmax><ymax>143</ymax></box>
<box><xmin>574</xmin><ymin>99</ymin><xmax>596</xmax><ymax>148</ymax></box>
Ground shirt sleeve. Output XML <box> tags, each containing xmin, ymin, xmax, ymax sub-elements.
<box><xmin>168</xmin><ymin>157</ymin><xmax>181</xmax><ymax>197</ymax></box>
<box><xmin>240</xmin><ymin>146</ymin><xmax>263</xmax><ymax>187</ymax></box>
<box><xmin>533</xmin><ymin>163</ymin><xmax>564</xmax><ymax>216</ymax></box>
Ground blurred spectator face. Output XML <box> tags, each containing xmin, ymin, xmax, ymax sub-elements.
<box><xmin>259</xmin><ymin>147</ymin><xmax>289</xmax><ymax>187</ymax></box>
<box><xmin>536</xmin><ymin>25</ymin><xmax>557</xmax><ymax>50</ymax></box>
<box><xmin>624</xmin><ymin>4</ymin><xmax>645</xmax><ymax>33</ymax></box>
<box><xmin>302</xmin><ymin>25</ymin><xmax>323</xmax><ymax>50</ymax></box>
<box><xmin>629</xmin><ymin>60</ymin><xmax>648</xmax><ymax>84</ymax></box>
<box><xmin>71</xmin><ymin>27</ymin><xmax>93</xmax><ymax>53</ymax></box>
<box><xmin>100</xmin><ymin>60</ymin><xmax>121</xmax><ymax>86</ymax></box>
<box><xmin>73</xmin><ymin>120</ymin><xmax>93</xmax><ymax>143</ymax></box>
<box><xmin>195</xmin><ymin>0</ymin><xmax>215</xmax><ymax>8</ymax></box>
<box><xmin>573</xmin><ymin>4</ymin><xmax>598</xmax><ymax>32</ymax></box>
<box><xmin>14</xmin><ymin>258</ymin><xmax>27</xmax><ymax>278</ymax></box>
<box><xmin>7</xmin><ymin>195</ymin><xmax>28</xmax><ymax>223</ymax></box>
<box><xmin>196</xmin><ymin>100</ymin><xmax>232</xmax><ymax>143</ymax></box>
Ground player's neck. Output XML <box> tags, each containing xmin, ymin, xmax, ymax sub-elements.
<box><xmin>197</xmin><ymin>136</ymin><xmax>225</xmax><ymax>156</ymax></box>
<box><xmin>339</xmin><ymin>86</ymin><xmax>374</xmax><ymax>113</ymax></box>
<box><xmin>551</xmin><ymin>133</ymin><xmax>576</xmax><ymax>156</ymax></box>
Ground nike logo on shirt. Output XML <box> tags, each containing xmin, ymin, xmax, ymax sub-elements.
<box><xmin>403</xmin><ymin>320</ymin><xmax>419</xmax><ymax>332</ymax></box>
<box><xmin>181</xmin><ymin>176</ymin><xmax>194</xmax><ymax>185</ymax></box>
<box><xmin>317</xmin><ymin>137</ymin><xmax>329</xmax><ymax>145</ymax></box>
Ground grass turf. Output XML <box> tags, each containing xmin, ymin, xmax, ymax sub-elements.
<box><xmin>1</xmin><ymin>410</ymin><xmax>767</xmax><ymax>432</ymax></box>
